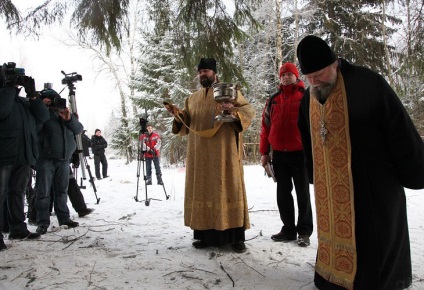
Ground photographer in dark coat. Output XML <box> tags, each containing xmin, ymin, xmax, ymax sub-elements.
<box><xmin>91</xmin><ymin>129</ymin><xmax>108</xmax><ymax>180</ymax></box>
<box><xmin>81</xmin><ymin>130</ymin><xmax>91</xmax><ymax>158</ymax></box>
<box><xmin>35</xmin><ymin>89</ymin><xmax>83</xmax><ymax>235</ymax></box>
<box><xmin>0</xmin><ymin>78</ymin><xmax>49</xmax><ymax>250</ymax></box>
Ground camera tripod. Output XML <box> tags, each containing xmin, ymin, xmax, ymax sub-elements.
<box><xmin>74</xmin><ymin>155</ymin><xmax>100</xmax><ymax>204</ymax></box>
<box><xmin>61</xmin><ymin>70</ymin><xmax>100</xmax><ymax>204</ymax></box>
<box><xmin>134</xmin><ymin>128</ymin><xmax>169</xmax><ymax>206</ymax></box>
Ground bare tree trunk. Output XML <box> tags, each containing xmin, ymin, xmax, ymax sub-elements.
<box><xmin>275</xmin><ymin>0</ymin><xmax>282</xmax><ymax>67</ymax></box>
<box><xmin>294</xmin><ymin>0</ymin><xmax>299</xmax><ymax>62</ymax></box>
<box><xmin>381</xmin><ymin>0</ymin><xmax>394</xmax><ymax>85</ymax></box>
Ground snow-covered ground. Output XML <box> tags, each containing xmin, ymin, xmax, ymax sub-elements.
<box><xmin>1</xmin><ymin>158</ymin><xmax>423</xmax><ymax>290</ymax></box>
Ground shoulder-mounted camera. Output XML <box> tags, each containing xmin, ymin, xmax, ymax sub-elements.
<box><xmin>1</xmin><ymin>62</ymin><xmax>36</xmax><ymax>97</ymax></box>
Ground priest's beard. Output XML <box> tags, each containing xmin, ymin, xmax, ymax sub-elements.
<box><xmin>200</xmin><ymin>75</ymin><xmax>214</xmax><ymax>88</ymax></box>
<box><xmin>311</xmin><ymin>82</ymin><xmax>336</xmax><ymax>103</ymax></box>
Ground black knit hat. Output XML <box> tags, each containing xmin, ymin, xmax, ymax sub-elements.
<box><xmin>39</xmin><ymin>89</ymin><xmax>60</xmax><ymax>100</ymax></box>
<box><xmin>197</xmin><ymin>58</ymin><xmax>217</xmax><ymax>72</ymax></box>
<box><xmin>297</xmin><ymin>35</ymin><xmax>337</xmax><ymax>74</ymax></box>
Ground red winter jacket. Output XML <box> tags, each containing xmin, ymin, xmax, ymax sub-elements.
<box><xmin>260</xmin><ymin>80</ymin><xmax>305</xmax><ymax>154</ymax></box>
<box><xmin>140</xmin><ymin>131</ymin><xmax>161</xmax><ymax>158</ymax></box>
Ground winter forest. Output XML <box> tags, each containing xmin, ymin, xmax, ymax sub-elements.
<box><xmin>2</xmin><ymin>0</ymin><xmax>424</xmax><ymax>164</ymax></box>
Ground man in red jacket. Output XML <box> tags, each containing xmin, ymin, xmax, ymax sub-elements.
<box><xmin>259</xmin><ymin>62</ymin><xmax>313</xmax><ymax>247</ymax></box>
<box><xmin>140</xmin><ymin>124</ymin><xmax>163</xmax><ymax>185</ymax></box>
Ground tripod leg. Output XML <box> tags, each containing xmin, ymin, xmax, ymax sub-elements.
<box><xmin>84</xmin><ymin>156</ymin><xmax>100</xmax><ymax>204</ymax></box>
<box><xmin>142</xmin><ymin>156</ymin><xmax>149</xmax><ymax>206</ymax></box>
<box><xmin>135</xmin><ymin>151</ymin><xmax>142</xmax><ymax>202</ymax></box>
<box><xmin>160</xmin><ymin>180</ymin><xmax>170</xmax><ymax>200</ymax></box>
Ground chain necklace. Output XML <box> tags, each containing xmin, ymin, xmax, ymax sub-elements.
<box><xmin>319</xmin><ymin>105</ymin><xmax>328</xmax><ymax>144</ymax></box>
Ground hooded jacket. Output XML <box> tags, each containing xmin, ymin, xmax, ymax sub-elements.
<box><xmin>260</xmin><ymin>80</ymin><xmax>305</xmax><ymax>155</ymax></box>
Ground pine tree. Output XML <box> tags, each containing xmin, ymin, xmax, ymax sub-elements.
<box><xmin>299</xmin><ymin>0</ymin><xmax>400</xmax><ymax>75</ymax></box>
<box><xmin>392</xmin><ymin>0</ymin><xmax>424</xmax><ymax>135</ymax></box>
<box><xmin>132</xmin><ymin>18</ymin><xmax>192</xmax><ymax>164</ymax></box>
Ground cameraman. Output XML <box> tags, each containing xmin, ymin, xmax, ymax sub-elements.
<box><xmin>0</xmin><ymin>75</ymin><xmax>49</xmax><ymax>250</ymax></box>
<box><xmin>35</xmin><ymin>89</ymin><xmax>83</xmax><ymax>235</ymax></box>
<box><xmin>140</xmin><ymin>124</ymin><xmax>163</xmax><ymax>185</ymax></box>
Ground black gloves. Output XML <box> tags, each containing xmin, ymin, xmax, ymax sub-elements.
<box><xmin>22</xmin><ymin>76</ymin><xmax>36</xmax><ymax>98</ymax></box>
<box><xmin>4</xmin><ymin>74</ymin><xmax>17</xmax><ymax>88</ymax></box>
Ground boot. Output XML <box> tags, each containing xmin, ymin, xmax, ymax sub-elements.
<box><xmin>146</xmin><ymin>177</ymin><xmax>152</xmax><ymax>185</ymax></box>
<box><xmin>0</xmin><ymin>239</ymin><xmax>7</xmax><ymax>251</ymax></box>
<box><xmin>157</xmin><ymin>174</ymin><xmax>163</xmax><ymax>185</ymax></box>
<box><xmin>78</xmin><ymin>208</ymin><xmax>95</xmax><ymax>217</ymax></box>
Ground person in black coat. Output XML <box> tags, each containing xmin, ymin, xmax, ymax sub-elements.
<box><xmin>35</xmin><ymin>89</ymin><xmax>83</xmax><ymax>235</ymax></box>
<box><xmin>297</xmin><ymin>35</ymin><xmax>424</xmax><ymax>290</ymax></box>
<box><xmin>91</xmin><ymin>129</ymin><xmax>108</xmax><ymax>179</ymax></box>
<box><xmin>0</xmin><ymin>81</ymin><xmax>49</xmax><ymax>250</ymax></box>
<box><xmin>81</xmin><ymin>130</ymin><xmax>91</xmax><ymax>158</ymax></box>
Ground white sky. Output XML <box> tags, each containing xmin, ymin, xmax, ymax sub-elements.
<box><xmin>1</xmin><ymin>1</ymin><xmax>120</xmax><ymax>135</ymax></box>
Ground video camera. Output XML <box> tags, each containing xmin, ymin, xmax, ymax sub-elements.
<box><xmin>139</xmin><ymin>113</ymin><xmax>149</xmax><ymax>134</ymax></box>
<box><xmin>61</xmin><ymin>71</ymin><xmax>82</xmax><ymax>85</ymax></box>
<box><xmin>1</xmin><ymin>62</ymin><xmax>36</xmax><ymax>97</ymax></box>
<box><xmin>138</xmin><ymin>106</ymin><xmax>151</xmax><ymax>133</ymax></box>
<box><xmin>40</xmin><ymin>83</ymin><xmax>67</xmax><ymax>110</ymax></box>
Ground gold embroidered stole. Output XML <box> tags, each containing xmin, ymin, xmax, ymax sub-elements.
<box><xmin>310</xmin><ymin>71</ymin><xmax>357</xmax><ymax>290</ymax></box>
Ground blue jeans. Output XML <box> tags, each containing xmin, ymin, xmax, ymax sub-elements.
<box><xmin>35</xmin><ymin>158</ymin><xmax>71</xmax><ymax>226</ymax></box>
<box><xmin>146</xmin><ymin>157</ymin><xmax>161</xmax><ymax>179</ymax></box>
<box><xmin>0</xmin><ymin>164</ymin><xmax>31</xmax><ymax>237</ymax></box>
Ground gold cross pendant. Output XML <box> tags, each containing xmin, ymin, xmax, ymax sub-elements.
<box><xmin>319</xmin><ymin>120</ymin><xmax>328</xmax><ymax>143</ymax></box>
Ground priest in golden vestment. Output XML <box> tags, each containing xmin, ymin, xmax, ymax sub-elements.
<box><xmin>297</xmin><ymin>35</ymin><xmax>424</xmax><ymax>290</ymax></box>
<box><xmin>167</xmin><ymin>58</ymin><xmax>255</xmax><ymax>253</ymax></box>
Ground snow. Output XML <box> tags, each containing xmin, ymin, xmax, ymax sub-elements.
<box><xmin>1</xmin><ymin>158</ymin><xmax>423</xmax><ymax>289</ymax></box>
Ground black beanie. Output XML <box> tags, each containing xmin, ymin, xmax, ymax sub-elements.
<box><xmin>39</xmin><ymin>89</ymin><xmax>60</xmax><ymax>100</ymax></box>
<box><xmin>297</xmin><ymin>35</ymin><xmax>337</xmax><ymax>74</ymax></box>
<box><xmin>197</xmin><ymin>58</ymin><xmax>217</xmax><ymax>72</ymax></box>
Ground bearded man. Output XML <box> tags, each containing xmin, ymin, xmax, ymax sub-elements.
<box><xmin>167</xmin><ymin>58</ymin><xmax>255</xmax><ymax>253</ymax></box>
<box><xmin>297</xmin><ymin>35</ymin><xmax>424</xmax><ymax>290</ymax></box>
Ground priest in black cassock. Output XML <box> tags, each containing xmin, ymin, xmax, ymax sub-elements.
<box><xmin>297</xmin><ymin>35</ymin><xmax>424</xmax><ymax>290</ymax></box>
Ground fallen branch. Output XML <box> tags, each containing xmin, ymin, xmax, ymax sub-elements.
<box><xmin>37</xmin><ymin>229</ymin><xmax>90</xmax><ymax>245</ymax></box>
<box><xmin>163</xmin><ymin>270</ymin><xmax>194</xmax><ymax>277</ymax></box>
<box><xmin>235</xmin><ymin>256</ymin><xmax>265</xmax><ymax>277</ymax></box>
<box><xmin>245</xmin><ymin>234</ymin><xmax>260</xmax><ymax>241</ymax></box>
<box><xmin>87</xmin><ymin>261</ymin><xmax>96</xmax><ymax>286</ymax></box>
<box><xmin>179</xmin><ymin>262</ymin><xmax>217</xmax><ymax>275</ymax></box>
<box><xmin>87</xmin><ymin>227</ymin><xmax>115</xmax><ymax>232</ymax></box>
<box><xmin>220</xmin><ymin>262</ymin><xmax>234</xmax><ymax>287</ymax></box>
<box><xmin>248</xmin><ymin>209</ymin><xmax>279</xmax><ymax>213</ymax></box>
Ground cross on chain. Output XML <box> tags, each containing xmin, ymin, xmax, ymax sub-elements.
<box><xmin>319</xmin><ymin>120</ymin><xmax>328</xmax><ymax>143</ymax></box>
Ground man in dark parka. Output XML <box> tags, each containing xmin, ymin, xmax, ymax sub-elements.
<box><xmin>35</xmin><ymin>89</ymin><xmax>83</xmax><ymax>234</ymax></box>
<box><xmin>297</xmin><ymin>35</ymin><xmax>424</xmax><ymax>290</ymax></box>
<box><xmin>0</xmin><ymin>84</ymin><xmax>49</xmax><ymax>249</ymax></box>
<box><xmin>91</xmin><ymin>129</ymin><xmax>108</xmax><ymax>179</ymax></box>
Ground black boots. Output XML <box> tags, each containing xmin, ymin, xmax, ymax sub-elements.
<box><xmin>78</xmin><ymin>208</ymin><xmax>95</xmax><ymax>217</ymax></box>
<box><xmin>157</xmin><ymin>175</ymin><xmax>163</xmax><ymax>185</ymax></box>
<box><xmin>146</xmin><ymin>175</ymin><xmax>163</xmax><ymax>185</ymax></box>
